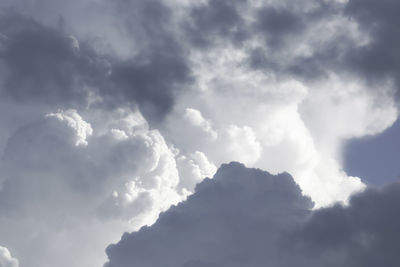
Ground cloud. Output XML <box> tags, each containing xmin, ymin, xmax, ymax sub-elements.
<box><xmin>247</xmin><ymin>0</ymin><xmax>364</xmax><ymax>81</ymax></box>
<box><xmin>176</xmin><ymin>151</ymin><xmax>217</xmax><ymax>194</ymax></box>
<box><xmin>104</xmin><ymin>162</ymin><xmax>313</xmax><ymax>267</ymax></box>
<box><xmin>0</xmin><ymin>247</ymin><xmax>18</xmax><ymax>267</ymax></box>
<box><xmin>254</xmin><ymin>5</ymin><xmax>306</xmax><ymax>48</ymax></box>
<box><xmin>105</xmin><ymin>162</ymin><xmax>400</xmax><ymax>267</ymax></box>
<box><xmin>0</xmin><ymin>0</ymin><xmax>399</xmax><ymax>266</ymax></box>
<box><xmin>344</xmin><ymin>0</ymin><xmax>400</xmax><ymax>100</ymax></box>
<box><xmin>0</xmin><ymin>107</ymin><xmax>213</xmax><ymax>267</ymax></box>
<box><xmin>106</xmin><ymin>0</ymin><xmax>193</xmax><ymax>122</ymax></box>
<box><xmin>0</xmin><ymin>10</ymin><xmax>192</xmax><ymax>123</ymax></box>
<box><xmin>163</xmin><ymin>51</ymin><xmax>382</xmax><ymax>206</ymax></box>
<box><xmin>246</xmin><ymin>0</ymin><xmax>400</xmax><ymax>103</ymax></box>
<box><xmin>288</xmin><ymin>181</ymin><xmax>400</xmax><ymax>267</ymax></box>
<box><xmin>0</xmin><ymin>13</ymin><xmax>110</xmax><ymax>107</ymax></box>
<box><xmin>45</xmin><ymin>109</ymin><xmax>93</xmax><ymax>146</ymax></box>
<box><xmin>183</xmin><ymin>0</ymin><xmax>248</xmax><ymax>48</ymax></box>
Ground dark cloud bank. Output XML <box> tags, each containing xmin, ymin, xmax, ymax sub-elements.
<box><xmin>2</xmin><ymin>0</ymin><xmax>400</xmax><ymax>125</ymax></box>
<box><xmin>0</xmin><ymin>6</ymin><xmax>192</xmax><ymax>123</ymax></box>
<box><xmin>191</xmin><ymin>0</ymin><xmax>400</xmax><ymax>100</ymax></box>
<box><xmin>105</xmin><ymin>162</ymin><xmax>400</xmax><ymax>267</ymax></box>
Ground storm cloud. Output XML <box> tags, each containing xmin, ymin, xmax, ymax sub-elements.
<box><xmin>290</xmin><ymin>181</ymin><xmax>400</xmax><ymax>267</ymax></box>
<box><xmin>105</xmin><ymin>162</ymin><xmax>400</xmax><ymax>267</ymax></box>
<box><xmin>0</xmin><ymin>7</ymin><xmax>192</xmax><ymax>123</ymax></box>
<box><xmin>344</xmin><ymin>0</ymin><xmax>400</xmax><ymax>100</ymax></box>
<box><xmin>0</xmin><ymin>13</ymin><xmax>109</xmax><ymax>106</ymax></box>
<box><xmin>105</xmin><ymin>162</ymin><xmax>313</xmax><ymax>267</ymax></box>
<box><xmin>0</xmin><ymin>0</ymin><xmax>399</xmax><ymax>266</ymax></box>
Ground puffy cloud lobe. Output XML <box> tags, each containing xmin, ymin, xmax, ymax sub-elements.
<box><xmin>167</xmin><ymin>108</ymin><xmax>262</xmax><ymax>167</ymax></box>
<box><xmin>183</xmin><ymin>108</ymin><xmax>217</xmax><ymax>139</ymax></box>
<box><xmin>165</xmin><ymin>61</ymin><xmax>373</xmax><ymax>206</ymax></box>
<box><xmin>176</xmin><ymin>151</ymin><xmax>217</xmax><ymax>194</ymax></box>
<box><xmin>0</xmin><ymin>107</ymin><xmax>213</xmax><ymax>267</ymax></box>
<box><xmin>46</xmin><ymin>109</ymin><xmax>93</xmax><ymax>146</ymax></box>
<box><xmin>0</xmin><ymin>247</ymin><xmax>18</xmax><ymax>267</ymax></box>
<box><xmin>105</xmin><ymin>163</ymin><xmax>400</xmax><ymax>267</ymax></box>
<box><xmin>104</xmin><ymin>162</ymin><xmax>313</xmax><ymax>267</ymax></box>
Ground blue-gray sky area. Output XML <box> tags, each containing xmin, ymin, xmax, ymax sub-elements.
<box><xmin>0</xmin><ymin>0</ymin><xmax>399</xmax><ymax>267</ymax></box>
<box><xmin>345</xmin><ymin>118</ymin><xmax>400</xmax><ymax>185</ymax></box>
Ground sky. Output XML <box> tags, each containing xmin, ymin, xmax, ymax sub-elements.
<box><xmin>344</xmin><ymin>118</ymin><xmax>400</xmax><ymax>185</ymax></box>
<box><xmin>0</xmin><ymin>0</ymin><xmax>399</xmax><ymax>266</ymax></box>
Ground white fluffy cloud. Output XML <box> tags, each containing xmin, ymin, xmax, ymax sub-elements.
<box><xmin>162</xmin><ymin>49</ymin><xmax>396</xmax><ymax>205</ymax></box>
<box><xmin>0</xmin><ymin>247</ymin><xmax>18</xmax><ymax>267</ymax></box>
<box><xmin>45</xmin><ymin>109</ymin><xmax>93</xmax><ymax>146</ymax></box>
<box><xmin>0</xmin><ymin>106</ymin><xmax>213</xmax><ymax>267</ymax></box>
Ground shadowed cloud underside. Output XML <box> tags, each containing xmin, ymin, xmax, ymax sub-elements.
<box><xmin>105</xmin><ymin>162</ymin><xmax>400</xmax><ymax>267</ymax></box>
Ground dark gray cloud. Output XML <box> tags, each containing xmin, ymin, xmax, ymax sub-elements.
<box><xmin>0</xmin><ymin>6</ymin><xmax>192</xmax><ymax>123</ymax></box>
<box><xmin>289</xmin><ymin>182</ymin><xmax>400</xmax><ymax>267</ymax></box>
<box><xmin>105</xmin><ymin>162</ymin><xmax>400</xmax><ymax>267</ymax></box>
<box><xmin>108</xmin><ymin>0</ymin><xmax>193</xmax><ymax>123</ymax></box>
<box><xmin>104</xmin><ymin>162</ymin><xmax>313</xmax><ymax>267</ymax></box>
<box><xmin>344</xmin><ymin>0</ymin><xmax>400</xmax><ymax>99</ymax></box>
<box><xmin>110</xmin><ymin>53</ymin><xmax>191</xmax><ymax>124</ymax></box>
<box><xmin>1</xmin><ymin>0</ymin><xmax>399</xmax><ymax>124</ymax></box>
<box><xmin>184</xmin><ymin>0</ymin><xmax>248</xmax><ymax>48</ymax></box>
<box><xmin>0</xmin><ymin>13</ymin><xmax>109</xmax><ymax>107</ymax></box>
<box><xmin>247</xmin><ymin>1</ymin><xmax>353</xmax><ymax>82</ymax></box>
<box><xmin>254</xmin><ymin>6</ymin><xmax>305</xmax><ymax>48</ymax></box>
<box><xmin>247</xmin><ymin>0</ymin><xmax>400</xmax><ymax>100</ymax></box>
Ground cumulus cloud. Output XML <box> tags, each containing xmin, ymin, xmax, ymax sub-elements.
<box><xmin>0</xmin><ymin>107</ymin><xmax>212</xmax><ymax>267</ymax></box>
<box><xmin>105</xmin><ymin>162</ymin><xmax>313</xmax><ymax>267</ymax></box>
<box><xmin>46</xmin><ymin>109</ymin><xmax>93</xmax><ymax>146</ymax></box>
<box><xmin>0</xmin><ymin>247</ymin><xmax>18</xmax><ymax>267</ymax></box>
<box><xmin>105</xmin><ymin>162</ymin><xmax>400</xmax><ymax>267</ymax></box>
<box><xmin>176</xmin><ymin>151</ymin><xmax>217</xmax><ymax>194</ymax></box>
<box><xmin>0</xmin><ymin>0</ymin><xmax>399</xmax><ymax>266</ymax></box>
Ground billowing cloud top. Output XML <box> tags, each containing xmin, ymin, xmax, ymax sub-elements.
<box><xmin>0</xmin><ymin>0</ymin><xmax>399</xmax><ymax>266</ymax></box>
<box><xmin>0</xmin><ymin>246</ymin><xmax>18</xmax><ymax>267</ymax></box>
<box><xmin>105</xmin><ymin>162</ymin><xmax>400</xmax><ymax>267</ymax></box>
